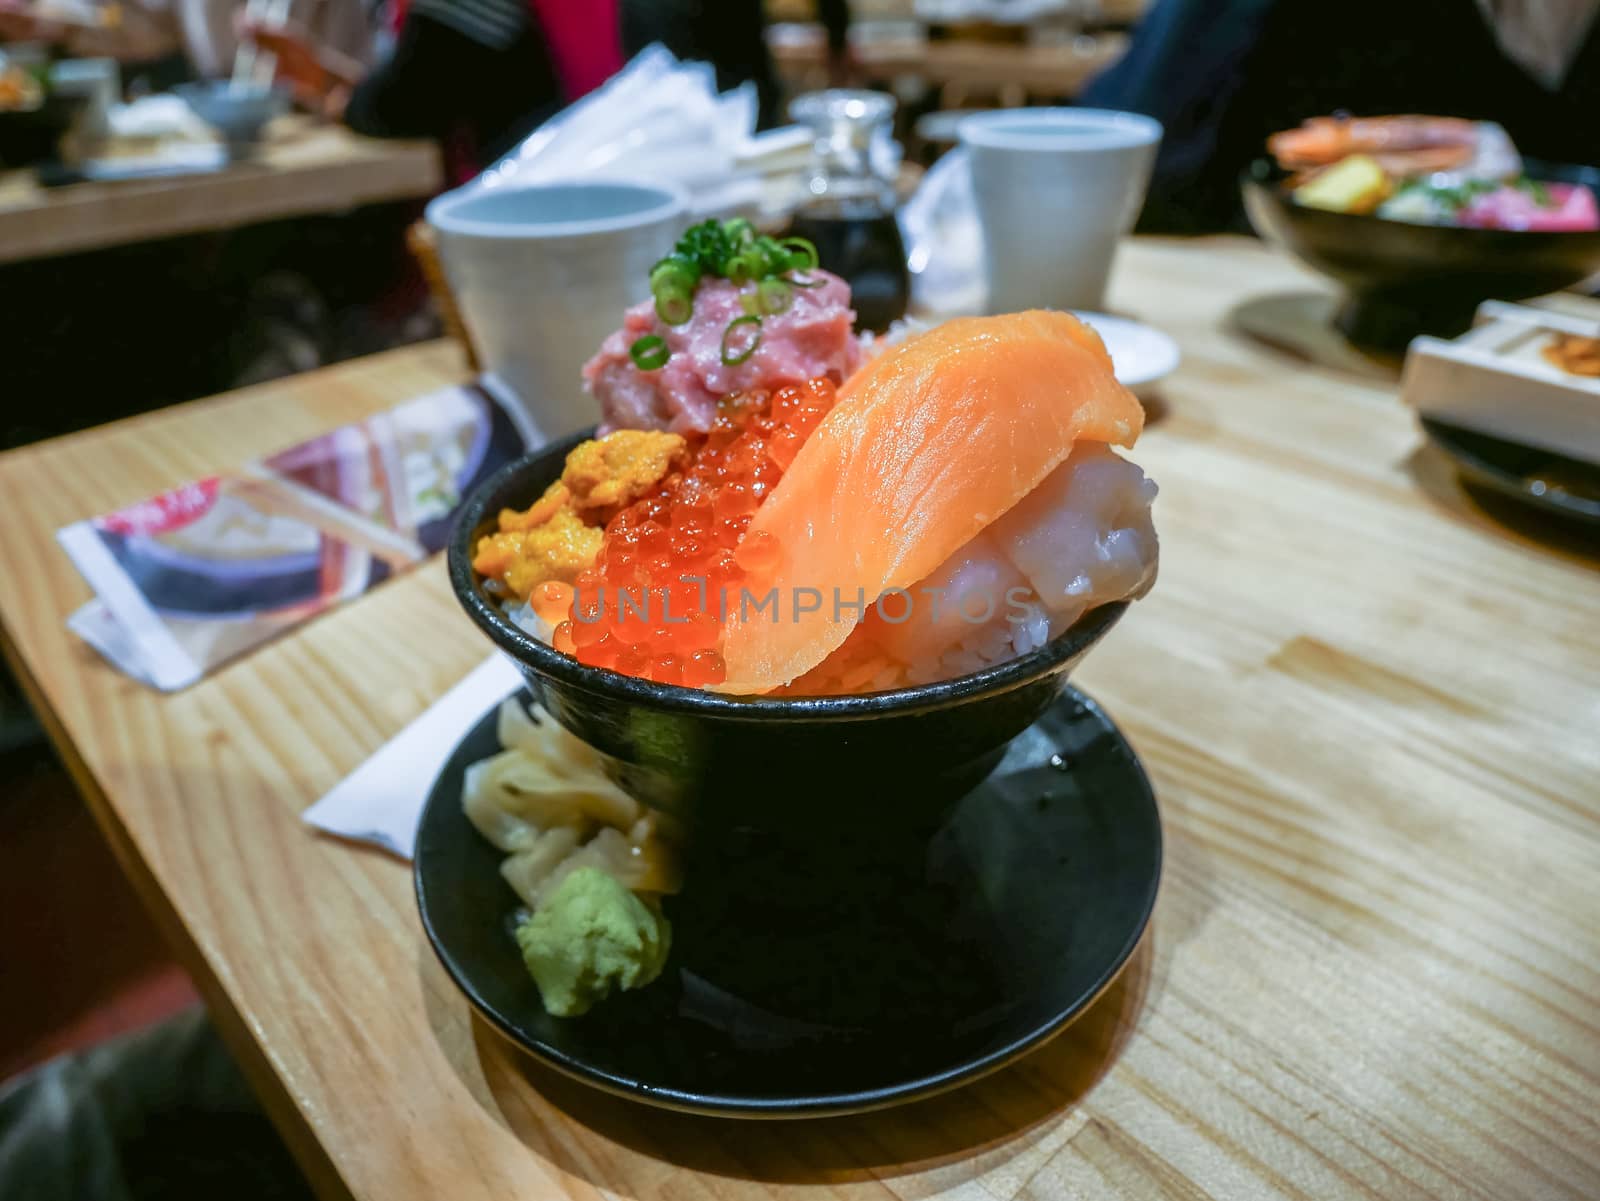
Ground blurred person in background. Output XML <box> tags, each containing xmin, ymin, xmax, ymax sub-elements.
<box><xmin>1082</xmin><ymin>0</ymin><xmax>1600</xmax><ymax>232</ymax></box>
<box><xmin>244</xmin><ymin>0</ymin><xmax>598</xmax><ymax>176</ymax></box>
<box><xmin>243</xmin><ymin>0</ymin><xmax>850</xmax><ymax>172</ymax></box>
<box><xmin>625</xmin><ymin>0</ymin><xmax>854</xmax><ymax>123</ymax></box>
<box><xmin>0</xmin><ymin>0</ymin><xmax>405</xmax><ymax>439</ymax></box>
<box><xmin>0</xmin><ymin>0</ymin><xmax>372</xmax><ymax>92</ymax></box>
<box><xmin>1</xmin><ymin>0</ymin><xmax>843</xmax><ymax>437</ymax></box>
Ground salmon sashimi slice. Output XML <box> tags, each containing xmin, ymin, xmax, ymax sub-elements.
<box><xmin>720</xmin><ymin>310</ymin><xmax>1145</xmax><ymax>693</ymax></box>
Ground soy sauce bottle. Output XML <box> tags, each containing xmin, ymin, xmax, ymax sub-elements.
<box><xmin>787</xmin><ymin>90</ymin><xmax>910</xmax><ymax>334</ymax></box>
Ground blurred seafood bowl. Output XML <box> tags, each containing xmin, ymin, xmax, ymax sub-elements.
<box><xmin>1244</xmin><ymin>115</ymin><xmax>1600</xmax><ymax>346</ymax></box>
<box><xmin>0</xmin><ymin>62</ymin><xmax>89</xmax><ymax>168</ymax></box>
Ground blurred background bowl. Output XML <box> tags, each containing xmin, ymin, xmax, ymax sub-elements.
<box><xmin>1242</xmin><ymin>158</ymin><xmax>1600</xmax><ymax>350</ymax></box>
<box><xmin>174</xmin><ymin>82</ymin><xmax>290</xmax><ymax>159</ymax></box>
<box><xmin>0</xmin><ymin>92</ymin><xmax>88</xmax><ymax>168</ymax></box>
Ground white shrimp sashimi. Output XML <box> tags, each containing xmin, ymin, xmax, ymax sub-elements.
<box><xmin>986</xmin><ymin>440</ymin><xmax>1159</xmax><ymax>629</ymax></box>
<box><xmin>854</xmin><ymin>441</ymin><xmax>1157</xmax><ymax>685</ymax></box>
<box><xmin>868</xmin><ymin>529</ymin><xmax>1032</xmax><ymax>663</ymax></box>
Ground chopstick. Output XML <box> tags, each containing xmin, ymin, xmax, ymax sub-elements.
<box><xmin>231</xmin><ymin>0</ymin><xmax>294</xmax><ymax>94</ymax></box>
<box><xmin>229</xmin><ymin>467</ymin><xmax>430</xmax><ymax>570</ymax></box>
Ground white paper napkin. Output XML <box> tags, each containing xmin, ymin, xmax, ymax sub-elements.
<box><xmin>469</xmin><ymin>44</ymin><xmax>826</xmax><ymax>222</ymax></box>
<box><xmin>67</xmin><ymin>599</ymin><xmax>165</xmax><ymax>689</ymax></box>
<box><xmin>301</xmin><ymin>654</ymin><xmax>522</xmax><ymax>859</ymax></box>
<box><xmin>475</xmin><ymin>46</ymin><xmax>753</xmax><ymax>199</ymax></box>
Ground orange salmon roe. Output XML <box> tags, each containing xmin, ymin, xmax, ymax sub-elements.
<box><xmin>531</xmin><ymin>580</ymin><xmax>574</xmax><ymax>625</ymax></box>
<box><xmin>564</xmin><ymin>376</ymin><xmax>838</xmax><ymax>686</ymax></box>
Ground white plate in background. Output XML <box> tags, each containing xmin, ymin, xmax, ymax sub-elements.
<box><xmin>1071</xmin><ymin>310</ymin><xmax>1182</xmax><ymax>394</ymax></box>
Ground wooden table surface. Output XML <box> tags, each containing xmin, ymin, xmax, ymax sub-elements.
<box><xmin>0</xmin><ymin>122</ymin><xmax>442</xmax><ymax>265</ymax></box>
<box><xmin>2</xmin><ymin>237</ymin><xmax>1597</xmax><ymax>1201</ymax></box>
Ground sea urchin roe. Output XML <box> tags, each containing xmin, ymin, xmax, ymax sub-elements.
<box><xmin>562</xmin><ymin>429</ymin><xmax>690</xmax><ymax>517</ymax></box>
<box><xmin>473</xmin><ymin>430</ymin><xmax>688</xmax><ymax>599</ymax></box>
<box><xmin>474</xmin><ymin>506</ymin><xmax>603</xmax><ymax>600</ymax></box>
<box><xmin>568</xmin><ymin>376</ymin><xmax>839</xmax><ymax>685</ymax></box>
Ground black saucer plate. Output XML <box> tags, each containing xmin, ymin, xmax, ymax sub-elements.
<box><xmin>414</xmin><ymin>688</ymin><xmax>1162</xmax><ymax>1118</ymax></box>
<box><xmin>1422</xmin><ymin>417</ymin><xmax>1600</xmax><ymax>526</ymax></box>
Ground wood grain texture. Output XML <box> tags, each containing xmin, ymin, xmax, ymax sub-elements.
<box><xmin>1</xmin><ymin>239</ymin><xmax>1597</xmax><ymax>1201</ymax></box>
<box><xmin>0</xmin><ymin>124</ymin><xmax>441</xmax><ymax>265</ymax></box>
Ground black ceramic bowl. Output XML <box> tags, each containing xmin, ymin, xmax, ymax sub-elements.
<box><xmin>1242</xmin><ymin>158</ymin><xmax>1600</xmax><ymax>349</ymax></box>
<box><xmin>0</xmin><ymin>92</ymin><xmax>87</xmax><ymax>168</ymax></box>
<box><xmin>448</xmin><ymin>433</ymin><xmax>1129</xmax><ymax>847</ymax></box>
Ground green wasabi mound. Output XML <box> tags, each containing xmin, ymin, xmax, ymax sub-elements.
<box><xmin>514</xmin><ymin>867</ymin><xmax>672</xmax><ymax>1017</ymax></box>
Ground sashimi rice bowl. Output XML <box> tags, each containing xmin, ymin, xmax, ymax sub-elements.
<box><xmin>449</xmin><ymin>218</ymin><xmax>1161</xmax><ymax>835</ymax></box>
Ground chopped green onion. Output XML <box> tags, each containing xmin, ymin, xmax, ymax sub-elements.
<box><xmin>727</xmin><ymin>249</ymin><xmax>766</xmax><ymax>285</ymax></box>
<box><xmin>651</xmin><ymin>256</ymin><xmax>699</xmax><ymax>294</ymax></box>
<box><xmin>780</xmin><ymin>237</ymin><xmax>819</xmax><ymax>271</ymax></box>
<box><xmin>721</xmin><ymin>315</ymin><xmax>762</xmax><ymax>365</ymax></box>
<box><xmin>757</xmin><ymin>278</ymin><xmax>792</xmax><ymax>315</ymax></box>
<box><xmin>1405</xmin><ymin>176</ymin><xmax>1495</xmax><ymax>213</ymax></box>
<box><xmin>655</xmin><ymin>290</ymin><xmax>693</xmax><ymax>325</ymax></box>
<box><xmin>1517</xmin><ymin>176</ymin><xmax>1552</xmax><ymax>207</ymax></box>
<box><xmin>629</xmin><ymin>335</ymin><xmax>669</xmax><ymax>370</ymax></box>
<box><xmin>639</xmin><ymin>222</ymin><xmax>826</xmax><ymax>339</ymax></box>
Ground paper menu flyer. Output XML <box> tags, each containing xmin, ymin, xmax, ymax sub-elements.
<box><xmin>58</xmin><ymin>384</ymin><xmax>529</xmax><ymax>691</ymax></box>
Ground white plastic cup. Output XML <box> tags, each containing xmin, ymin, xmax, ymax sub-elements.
<box><xmin>426</xmin><ymin>179</ymin><xmax>689</xmax><ymax>440</ymax></box>
<box><xmin>959</xmin><ymin>109</ymin><xmax>1162</xmax><ymax>314</ymax></box>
